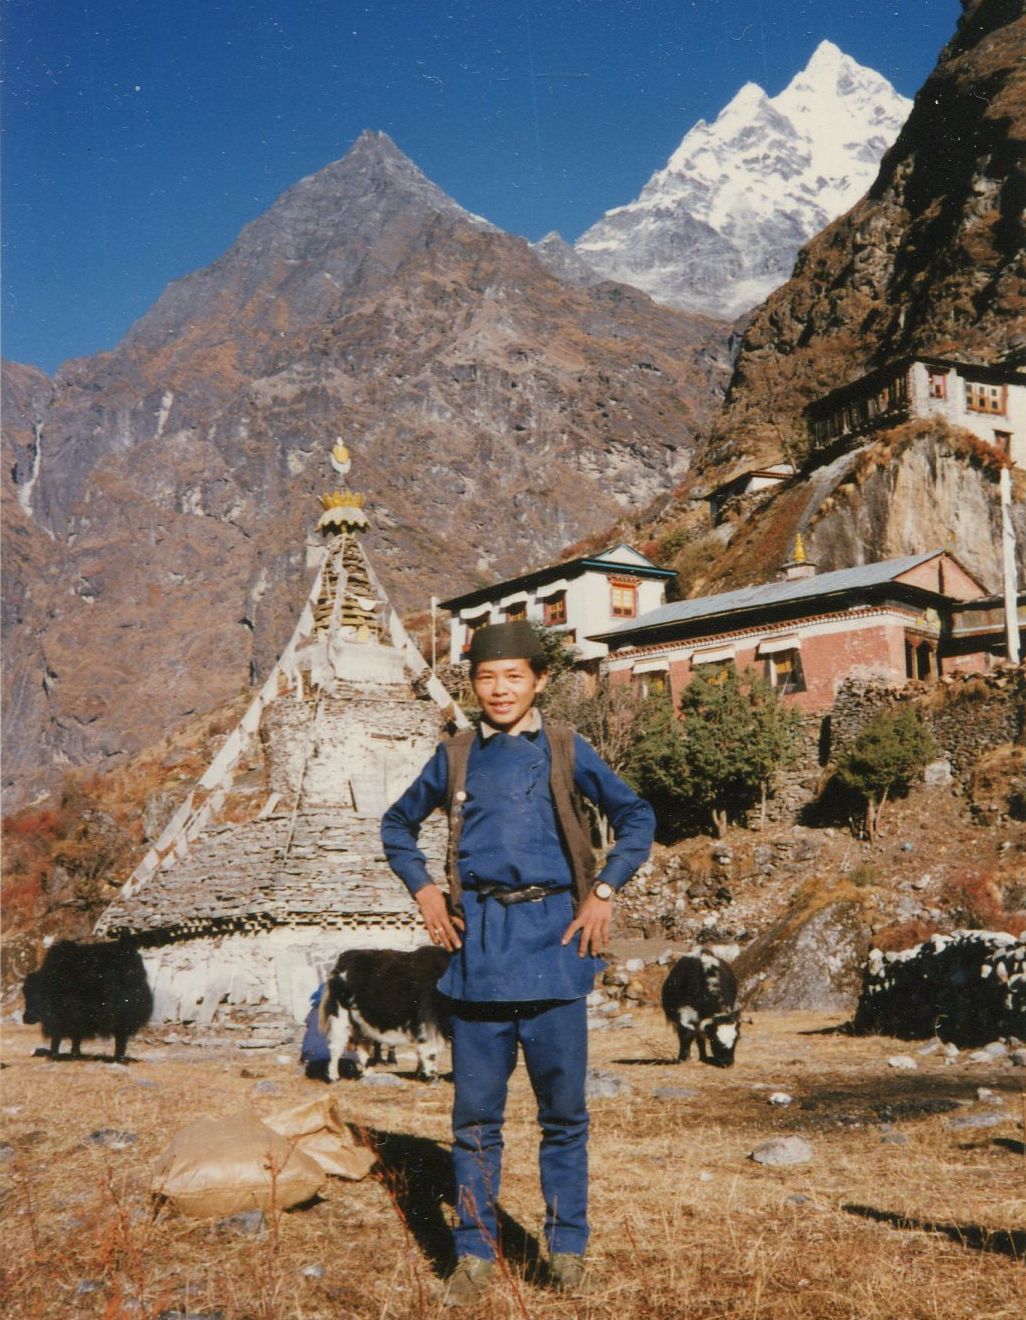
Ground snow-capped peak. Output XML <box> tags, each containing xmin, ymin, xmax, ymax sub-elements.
<box><xmin>574</xmin><ymin>43</ymin><xmax>911</xmax><ymax>320</ymax></box>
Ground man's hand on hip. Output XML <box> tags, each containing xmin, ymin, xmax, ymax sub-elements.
<box><xmin>561</xmin><ymin>891</ymin><xmax>612</xmax><ymax>958</ymax></box>
<box><xmin>415</xmin><ymin>883</ymin><xmax>463</xmax><ymax>951</ymax></box>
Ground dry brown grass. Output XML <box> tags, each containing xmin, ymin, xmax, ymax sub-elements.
<box><xmin>1</xmin><ymin>1010</ymin><xmax>1023</xmax><ymax>1320</ymax></box>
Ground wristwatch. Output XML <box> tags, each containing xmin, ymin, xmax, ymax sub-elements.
<box><xmin>592</xmin><ymin>882</ymin><xmax>615</xmax><ymax>901</ymax></box>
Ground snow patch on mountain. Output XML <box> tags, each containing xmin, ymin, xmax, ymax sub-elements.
<box><xmin>574</xmin><ymin>41</ymin><xmax>911</xmax><ymax>319</ymax></box>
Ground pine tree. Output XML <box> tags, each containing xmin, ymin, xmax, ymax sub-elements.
<box><xmin>677</xmin><ymin>669</ymin><xmax>803</xmax><ymax>837</ymax></box>
<box><xmin>837</xmin><ymin>706</ymin><xmax>938</xmax><ymax>840</ymax></box>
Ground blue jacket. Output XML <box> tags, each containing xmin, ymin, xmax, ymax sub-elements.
<box><xmin>380</xmin><ymin>721</ymin><xmax>655</xmax><ymax>1002</ymax></box>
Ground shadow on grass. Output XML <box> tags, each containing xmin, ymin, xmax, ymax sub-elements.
<box><xmin>842</xmin><ymin>1203</ymin><xmax>1026</xmax><ymax>1260</ymax></box>
<box><xmin>367</xmin><ymin>1128</ymin><xmax>544</xmax><ymax>1281</ymax></box>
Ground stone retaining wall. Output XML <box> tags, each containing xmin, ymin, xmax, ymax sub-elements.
<box><xmin>829</xmin><ymin>666</ymin><xmax>1025</xmax><ymax>784</ymax></box>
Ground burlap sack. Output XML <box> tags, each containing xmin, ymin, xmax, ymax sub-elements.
<box><xmin>263</xmin><ymin>1094</ymin><xmax>377</xmax><ymax>1181</ymax></box>
<box><xmin>152</xmin><ymin>1112</ymin><xmax>325</xmax><ymax>1218</ymax></box>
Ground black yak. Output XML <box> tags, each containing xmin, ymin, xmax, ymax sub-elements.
<box><xmin>661</xmin><ymin>949</ymin><xmax>741</xmax><ymax>1067</ymax></box>
<box><xmin>317</xmin><ymin>946</ymin><xmax>451</xmax><ymax>1082</ymax></box>
<box><xmin>22</xmin><ymin>940</ymin><xmax>153</xmax><ymax>1062</ymax></box>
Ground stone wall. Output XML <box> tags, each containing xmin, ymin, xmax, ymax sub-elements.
<box><xmin>829</xmin><ymin>666</ymin><xmax>1025</xmax><ymax>784</ymax></box>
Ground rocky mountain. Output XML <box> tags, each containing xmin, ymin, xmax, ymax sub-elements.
<box><xmin>1</xmin><ymin>131</ymin><xmax>729</xmax><ymax>807</ymax></box>
<box><xmin>574</xmin><ymin>41</ymin><xmax>911</xmax><ymax>319</ymax></box>
<box><xmin>703</xmin><ymin>0</ymin><xmax>1026</xmax><ymax>474</ymax></box>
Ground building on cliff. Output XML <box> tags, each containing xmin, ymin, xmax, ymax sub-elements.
<box><xmin>440</xmin><ymin>544</ymin><xmax>675</xmax><ymax>666</ymax></box>
<box><xmin>592</xmin><ymin>547</ymin><xmax>1019</xmax><ymax>713</ymax></box>
<box><xmin>95</xmin><ymin>444</ymin><xmax>465</xmax><ymax>1026</ymax></box>
<box><xmin>805</xmin><ymin>357</ymin><xmax>1026</xmax><ymax>466</ymax></box>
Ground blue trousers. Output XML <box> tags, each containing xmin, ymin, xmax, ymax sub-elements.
<box><xmin>449</xmin><ymin>997</ymin><xmax>589</xmax><ymax>1260</ymax></box>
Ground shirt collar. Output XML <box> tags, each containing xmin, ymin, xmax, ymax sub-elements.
<box><xmin>479</xmin><ymin>706</ymin><xmax>543</xmax><ymax>739</ymax></box>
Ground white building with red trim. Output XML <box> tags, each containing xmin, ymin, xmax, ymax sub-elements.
<box><xmin>439</xmin><ymin>544</ymin><xmax>675</xmax><ymax>664</ymax></box>
<box><xmin>805</xmin><ymin>356</ymin><xmax>1026</xmax><ymax>465</ymax></box>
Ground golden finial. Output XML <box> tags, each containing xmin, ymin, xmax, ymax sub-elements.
<box><xmin>792</xmin><ymin>532</ymin><xmax>807</xmax><ymax>564</ymax></box>
<box><xmin>320</xmin><ymin>491</ymin><xmax>366</xmax><ymax>510</ymax></box>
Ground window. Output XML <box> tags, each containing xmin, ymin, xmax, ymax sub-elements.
<box><xmin>928</xmin><ymin>370</ymin><xmax>948</xmax><ymax>400</ymax></box>
<box><xmin>543</xmin><ymin>592</ymin><xmax>567</xmax><ymax>626</ymax></box>
<box><xmin>505</xmin><ymin>602</ymin><xmax>526</xmax><ymax>622</ymax></box>
<box><xmin>994</xmin><ymin>430</ymin><xmax>1012</xmax><ymax>455</ymax></box>
<box><xmin>966</xmin><ymin>381</ymin><xmax>1007</xmax><ymax>415</ymax></box>
<box><xmin>609</xmin><ymin>580</ymin><xmax>637</xmax><ymax>618</ymax></box>
<box><xmin>764</xmin><ymin>649</ymin><xmax>806</xmax><ymax>695</ymax></box>
<box><xmin>462</xmin><ymin>612</ymin><xmax>491</xmax><ymax>652</ymax></box>
<box><xmin>695</xmin><ymin>658</ymin><xmax>734</xmax><ymax>685</ymax></box>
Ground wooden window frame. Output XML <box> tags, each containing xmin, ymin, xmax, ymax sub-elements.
<box><xmin>609</xmin><ymin>579</ymin><xmax>638</xmax><ymax>619</ymax></box>
<box><xmin>965</xmin><ymin>380</ymin><xmax>1007</xmax><ymax>416</ymax></box>
<box><xmin>763</xmin><ymin>648</ymin><xmax>807</xmax><ymax>695</ymax></box>
<box><xmin>543</xmin><ymin>592</ymin><xmax>567</xmax><ymax>626</ymax></box>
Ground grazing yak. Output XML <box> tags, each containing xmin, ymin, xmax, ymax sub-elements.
<box><xmin>318</xmin><ymin>945</ymin><xmax>451</xmax><ymax>1082</ymax></box>
<box><xmin>22</xmin><ymin>939</ymin><xmax>153</xmax><ymax>1062</ymax></box>
<box><xmin>661</xmin><ymin>950</ymin><xmax>741</xmax><ymax>1067</ymax></box>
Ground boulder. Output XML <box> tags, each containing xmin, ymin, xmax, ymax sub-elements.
<box><xmin>735</xmin><ymin>898</ymin><xmax>871</xmax><ymax>1012</ymax></box>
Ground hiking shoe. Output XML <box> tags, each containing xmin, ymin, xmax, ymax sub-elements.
<box><xmin>443</xmin><ymin>1256</ymin><xmax>495</xmax><ymax>1307</ymax></box>
<box><xmin>548</xmin><ymin>1252</ymin><xmax>596</xmax><ymax>1294</ymax></box>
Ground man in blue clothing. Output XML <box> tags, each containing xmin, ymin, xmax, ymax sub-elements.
<box><xmin>381</xmin><ymin>620</ymin><xmax>655</xmax><ymax>1306</ymax></box>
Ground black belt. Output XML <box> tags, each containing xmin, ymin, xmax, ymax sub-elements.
<box><xmin>469</xmin><ymin>883</ymin><xmax>571</xmax><ymax>907</ymax></box>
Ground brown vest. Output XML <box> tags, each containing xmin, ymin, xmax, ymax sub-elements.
<box><xmin>442</xmin><ymin>721</ymin><xmax>596</xmax><ymax>916</ymax></box>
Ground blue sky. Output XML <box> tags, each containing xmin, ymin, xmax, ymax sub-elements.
<box><xmin>3</xmin><ymin>0</ymin><xmax>960</xmax><ymax>375</ymax></box>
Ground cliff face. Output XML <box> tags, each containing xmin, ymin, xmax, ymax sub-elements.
<box><xmin>702</xmin><ymin>424</ymin><xmax>1026</xmax><ymax>596</ymax></box>
<box><xmin>703</xmin><ymin>0</ymin><xmax>1026</xmax><ymax>471</ymax></box>
<box><xmin>2</xmin><ymin>133</ymin><xmax>728</xmax><ymax>806</ymax></box>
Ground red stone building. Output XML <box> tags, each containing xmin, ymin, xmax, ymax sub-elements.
<box><xmin>592</xmin><ymin>550</ymin><xmax>1014</xmax><ymax>713</ymax></box>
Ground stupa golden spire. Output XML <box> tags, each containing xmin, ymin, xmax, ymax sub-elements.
<box><xmin>318</xmin><ymin>438</ymin><xmax>369</xmax><ymax>533</ymax></box>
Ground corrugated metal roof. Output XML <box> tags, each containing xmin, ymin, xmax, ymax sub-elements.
<box><xmin>596</xmin><ymin>552</ymin><xmax>944</xmax><ymax>639</ymax></box>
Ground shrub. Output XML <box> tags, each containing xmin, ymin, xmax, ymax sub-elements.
<box><xmin>836</xmin><ymin>707</ymin><xmax>938</xmax><ymax>841</ymax></box>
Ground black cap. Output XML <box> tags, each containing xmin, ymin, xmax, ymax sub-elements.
<box><xmin>467</xmin><ymin>621</ymin><xmax>544</xmax><ymax>664</ymax></box>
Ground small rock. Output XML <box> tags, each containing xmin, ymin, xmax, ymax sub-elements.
<box><xmin>887</xmin><ymin>1055</ymin><xmax>918</xmax><ymax>1071</ymax></box>
<box><xmin>941</xmin><ymin>1042</ymin><xmax>960</xmax><ymax>1058</ymax></box>
<box><xmin>750</xmin><ymin>1136</ymin><xmax>813</xmax><ymax>1167</ymax></box>
<box><xmin>360</xmin><ymin>1072</ymin><xmax>404</xmax><ymax>1088</ymax></box>
<box><xmin>652</xmin><ymin>1086</ymin><xmax>698</xmax><ymax>1100</ymax></box>
<box><xmin>0</xmin><ymin>1144</ymin><xmax>14</xmax><ymax>1163</ymax></box>
<box><xmin>75</xmin><ymin>1281</ymin><xmax>104</xmax><ymax>1297</ymax></box>
<box><xmin>251</xmin><ymin>1080</ymin><xmax>282</xmax><ymax>1097</ymax></box>
<box><xmin>768</xmin><ymin>1092</ymin><xmax>793</xmax><ymax>1106</ymax></box>
<box><xmin>967</xmin><ymin>1043</ymin><xmax>1007</xmax><ymax>1064</ymax></box>
<box><xmin>607</xmin><ymin>1014</ymin><xmax>634</xmax><ymax>1030</ymax></box>
<box><xmin>586</xmin><ymin>1017</ymin><xmax>609</xmax><ymax>1032</ymax></box>
<box><xmin>658</xmin><ymin>949</ymin><xmax>675</xmax><ymax>965</ymax></box>
<box><xmin>275</xmin><ymin>1055</ymin><xmax>293</xmax><ymax>1066</ymax></box>
<box><xmin>900</xmin><ymin>842</ymin><xmax>914</xmax><ymax>853</ymax></box>
<box><xmin>786</xmin><ymin>1194</ymin><xmax>810</xmax><ymax>1205</ymax></box>
<box><xmin>215</xmin><ymin>1210</ymin><xmax>266</xmax><ymax>1236</ymax></box>
<box><xmin>134</xmin><ymin>1078</ymin><xmax>160</xmax><ymax>1090</ymax></box>
<box><xmin>586</xmin><ymin>990</ymin><xmax>605</xmax><ymax>1008</ymax></box>
<box><xmin>881</xmin><ymin>1132</ymin><xmax>908</xmax><ymax>1146</ymax></box>
<box><xmin>585</xmin><ymin>1069</ymin><xmax>631</xmax><ymax>1100</ymax></box>
<box><xmin>157</xmin><ymin>1311</ymin><xmax>226</xmax><ymax>1320</ymax></box>
<box><xmin>917</xmin><ymin>1039</ymin><xmax>942</xmax><ymax>1056</ymax></box>
<box><xmin>946</xmin><ymin>1113</ymin><xmax>1003</xmax><ymax>1130</ymax></box>
<box><xmin>1010</xmin><ymin>1049</ymin><xmax>1026</xmax><ymax>1068</ymax></box>
<box><xmin>85</xmin><ymin>1129</ymin><xmax>138</xmax><ymax>1149</ymax></box>
<box><xmin>299</xmin><ymin>1264</ymin><xmax>326</xmax><ymax>1280</ymax></box>
<box><xmin>624</xmin><ymin>958</ymin><xmax>645</xmax><ymax>973</ymax></box>
<box><xmin>976</xmin><ymin>1087</ymin><xmax>1004</xmax><ymax>1106</ymax></box>
<box><xmin>698</xmin><ymin>1171</ymin><xmax>714</xmax><ymax>1182</ymax></box>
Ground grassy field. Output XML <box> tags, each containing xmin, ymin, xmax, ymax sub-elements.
<box><xmin>1</xmin><ymin>1010</ymin><xmax>1023</xmax><ymax>1319</ymax></box>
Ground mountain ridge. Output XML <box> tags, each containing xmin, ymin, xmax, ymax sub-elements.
<box><xmin>574</xmin><ymin>40</ymin><xmax>911</xmax><ymax>319</ymax></box>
